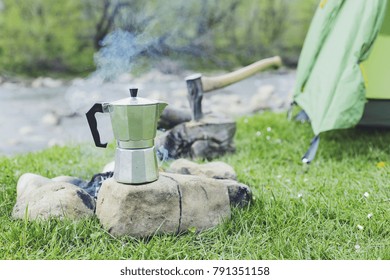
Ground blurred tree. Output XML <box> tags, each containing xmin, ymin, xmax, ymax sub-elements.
<box><xmin>90</xmin><ymin>0</ymin><xmax>243</xmax><ymax>74</ymax></box>
<box><xmin>87</xmin><ymin>0</ymin><xmax>135</xmax><ymax>49</ymax></box>
<box><xmin>0</xmin><ymin>0</ymin><xmax>317</xmax><ymax>76</ymax></box>
<box><xmin>0</xmin><ymin>0</ymin><xmax>95</xmax><ymax>75</ymax></box>
<box><xmin>89</xmin><ymin>0</ymin><xmax>317</xmax><ymax>71</ymax></box>
<box><xmin>212</xmin><ymin>0</ymin><xmax>318</xmax><ymax>67</ymax></box>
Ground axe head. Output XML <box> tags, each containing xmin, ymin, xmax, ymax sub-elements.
<box><xmin>185</xmin><ymin>73</ymin><xmax>203</xmax><ymax>121</ymax></box>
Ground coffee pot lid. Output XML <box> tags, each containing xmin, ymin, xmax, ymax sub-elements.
<box><xmin>110</xmin><ymin>88</ymin><xmax>161</xmax><ymax>106</ymax></box>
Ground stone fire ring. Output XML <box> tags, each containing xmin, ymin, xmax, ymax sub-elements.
<box><xmin>12</xmin><ymin>159</ymin><xmax>252</xmax><ymax>238</ymax></box>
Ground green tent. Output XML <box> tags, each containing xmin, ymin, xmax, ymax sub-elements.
<box><xmin>293</xmin><ymin>0</ymin><xmax>390</xmax><ymax>162</ymax></box>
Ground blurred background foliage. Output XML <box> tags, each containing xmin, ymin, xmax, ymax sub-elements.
<box><xmin>0</xmin><ymin>0</ymin><xmax>318</xmax><ymax>77</ymax></box>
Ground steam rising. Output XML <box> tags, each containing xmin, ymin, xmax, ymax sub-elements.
<box><xmin>64</xmin><ymin>0</ymin><xmax>204</xmax><ymax>114</ymax></box>
<box><xmin>65</xmin><ymin>29</ymin><xmax>141</xmax><ymax>114</ymax></box>
<box><xmin>93</xmin><ymin>30</ymin><xmax>139</xmax><ymax>81</ymax></box>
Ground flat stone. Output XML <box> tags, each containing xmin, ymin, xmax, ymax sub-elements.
<box><xmin>167</xmin><ymin>160</ymin><xmax>251</xmax><ymax>208</ymax></box>
<box><xmin>96</xmin><ymin>176</ymin><xmax>181</xmax><ymax>238</ymax></box>
<box><xmin>16</xmin><ymin>173</ymin><xmax>52</xmax><ymax>200</ymax></box>
<box><xmin>12</xmin><ymin>173</ymin><xmax>95</xmax><ymax>220</ymax></box>
<box><xmin>96</xmin><ymin>172</ymin><xmax>231</xmax><ymax>237</ymax></box>
<box><xmin>164</xmin><ymin>173</ymin><xmax>231</xmax><ymax>233</ymax></box>
<box><xmin>167</xmin><ymin>158</ymin><xmax>237</xmax><ymax>180</ymax></box>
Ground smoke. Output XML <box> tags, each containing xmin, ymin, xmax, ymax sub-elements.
<box><xmin>91</xmin><ymin>0</ymin><xmax>188</xmax><ymax>82</ymax></box>
<box><xmin>65</xmin><ymin>30</ymin><xmax>141</xmax><ymax>114</ymax></box>
<box><xmin>92</xmin><ymin>29</ymin><xmax>140</xmax><ymax>81</ymax></box>
<box><xmin>64</xmin><ymin>0</ymin><xmax>207</xmax><ymax>114</ymax></box>
<box><xmin>157</xmin><ymin>145</ymin><xmax>170</xmax><ymax>164</ymax></box>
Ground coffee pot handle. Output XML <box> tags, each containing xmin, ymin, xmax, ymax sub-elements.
<box><xmin>86</xmin><ymin>103</ymin><xmax>108</xmax><ymax>148</ymax></box>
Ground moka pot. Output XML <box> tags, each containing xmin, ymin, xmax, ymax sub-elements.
<box><xmin>86</xmin><ymin>88</ymin><xmax>167</xmax><ymax>184</ymax></box>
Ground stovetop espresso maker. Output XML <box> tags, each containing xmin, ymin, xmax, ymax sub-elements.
<box><xmin>86</xmin><ymin>88</ymin><xmax>167</xmax><ymax>184</ymax></box>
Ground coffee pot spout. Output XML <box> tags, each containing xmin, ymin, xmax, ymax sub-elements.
<box><xmin>157</xmin><ymin>101</ymin><xmax>168</xmax><ymax>117</ymax></box>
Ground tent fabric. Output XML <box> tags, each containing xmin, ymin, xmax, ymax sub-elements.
<box><xmin>361</xmin><ymin>2</ymin><xmax>390</xmax><ymax>99</ymax></box>
<box><xmin>293</xmin><ymin>0</ymin><xmax>388</xmax><ymax>136</ymax></box>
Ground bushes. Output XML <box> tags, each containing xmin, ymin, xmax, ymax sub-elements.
<box><xmin>0</xmin><ymin>0</ymin><xmax>95</xmax><ymax>75</ymax></box>
<box><xmin>205</xmin><ymin>0</ymin><xmax>318</xmax><ymax>67</ymax></box>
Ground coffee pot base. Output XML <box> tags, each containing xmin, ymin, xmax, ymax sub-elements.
<box><xmin>114</xmin><ymin>147</ymin><xmax>159</xmax><ymax>184</ymax></box>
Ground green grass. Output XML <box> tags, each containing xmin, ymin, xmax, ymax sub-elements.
<box><xmin>0</xmin><ymin>112</ymin><xmax>389</xmax><ymax>259</ymax></box>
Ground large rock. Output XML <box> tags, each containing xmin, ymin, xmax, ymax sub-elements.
<box><xmin>96</xmin><ymin>172</ymin><xmax>231</xmax><ymax>237</ymax></box>
<box><xmin>165</xmin><ymin>173</ymin><xmax>231</xmax><ymax>233</ymax></box>
<box><xmin>167</xmin><ymin>158</ymin><xmax>237</xmax><ymax>180</ymax></box>
<box><xmin>96</xmin><ymin>176</ymin><xmax>180</xmax><ymax>238</ymax></box>
<box><xmin>12</xmin><ymin>173</ymin><xmax>95</xmax><ymax>220</ymax></box>
<box><xmin>167</xmin><ymin>159</ymin><xmax>251</xmax><ymax>208</ymax></box>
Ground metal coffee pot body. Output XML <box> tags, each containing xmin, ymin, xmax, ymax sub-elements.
<box><xmin>86</xmin><ymin>88</ymin><xmax>167</xmax><ymax>184</ymax></box>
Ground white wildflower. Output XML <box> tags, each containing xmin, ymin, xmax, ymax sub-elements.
<box><xmin>367</xmin><ymin>213</ymin><xmax>373</xmax><ymax>219</ymax></box>
<box><xmin>267</xmin><ymin>127</ymin><xmax>272</xmax><ymax>132</ymax></box>
<box><xmin>256</xmin><ymin>131</ymin><xmax>261</xmax><ymax>137</ymax></box>
<box><xmin>355</xmin><ymin>244</ymin><xmax>361</xmax><ymax>250</ymax></box>
<box><xmin>266</xmin><ymin>135</ymin><xmax>271</xmax><ymax>140</ymax></box>
<box><xmin>364</xmin><ymin>192</ymin><xmax>369</xmax><ymax>198</ymax></box>
<box><xmin>357</xmin><ymin>225</ymin><xmax>364</xmax><ymax>231</ymax></box>
<box><xmin>297</xmin><ymin>193</ymin><xmax>303</xmax><ymax>198</ymax></box>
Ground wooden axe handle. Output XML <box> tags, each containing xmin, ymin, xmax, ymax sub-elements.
<box><xmin>201</xmin><ymin>56</ymin><xmax>282</xmax><ymax>92</ymax></box>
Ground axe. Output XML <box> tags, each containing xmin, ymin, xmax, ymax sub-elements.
<box><xmin>185</xmin><ymin>56</ymin><xmax>282</xmax><ymax>121</ymax></box>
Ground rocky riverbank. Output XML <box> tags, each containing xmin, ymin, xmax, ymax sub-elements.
<box><xmin>0</xmin><ymin>68</ymin><xmax>296</xmax><ymax>156</ymax></box>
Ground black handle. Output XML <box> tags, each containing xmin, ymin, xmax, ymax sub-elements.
<box><xmin>86</xmin><ymin>103</ymin><xmax>107</xmax><ymax>148</ymax></box>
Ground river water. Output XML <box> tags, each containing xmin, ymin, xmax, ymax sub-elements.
<box><xmin>0</xmin><ymin>69</ymin><xmax>296</xmax><ymax>156</ymax></box>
